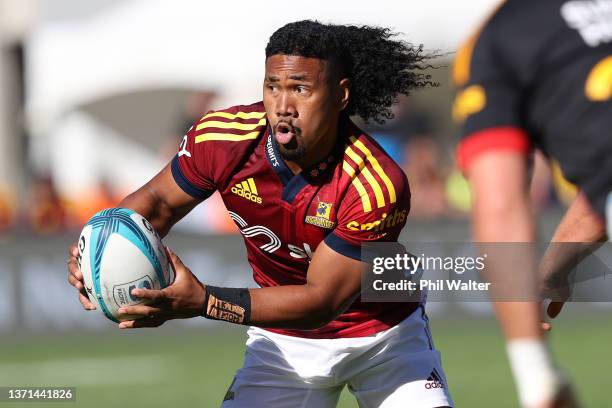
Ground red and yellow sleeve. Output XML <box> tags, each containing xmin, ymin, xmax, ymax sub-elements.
<box><xmin>325</xmin><ymin>140</ymin><xmax>411</xmax><ymax>260</ymax></box>
<box><xmin>171</xmin><ymin>122</ymin><xmax>216</xmax><ymax>199</ymax></box>
<box><xmin>171</xmin><ymin>103</ymin><xmax>267</xmax><ymax>199</ymax></box>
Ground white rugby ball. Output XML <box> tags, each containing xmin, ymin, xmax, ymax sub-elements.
<box><xmin>77</xmin><ymin>208</ymin><xmax>174</xmax><ymax>322</ymax></box>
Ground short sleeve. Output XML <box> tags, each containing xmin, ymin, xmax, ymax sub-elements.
<box><xmin>452</xmin><ymin>16</ymin><xmax>531</xmax><ymax>172</ymax></box>
<box><xmin>171</xmin><ymin>123</ymin><xmax>216</xmax><ymax>199</ymax></box>
<box><xmin>325</xmin><ymin>169</ymin><xmax>410</xmax><ymax>261</ymax></box>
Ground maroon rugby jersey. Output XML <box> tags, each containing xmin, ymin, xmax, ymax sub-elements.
<box><xmin>172</xmin><ymin>101</ymin><xmax>418</xmax><ymax>339</ymax></box>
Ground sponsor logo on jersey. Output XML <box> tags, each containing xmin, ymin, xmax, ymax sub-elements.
<box><xmin>561</xmin><ymin>0</ymin><xmax>612</xmax><ymax>47</ymax></box>
<box><xmin>178</xmin><ymin>134</ymin><xmax>192</xmax><ymax>157</ymax></box>
<box><xmin>346</xmin><ymin>207</ymin><xmax>407</xmax><ymax>232</ymax></box>
<box><xmin>305</xmin><ymin>201</ymin><xmax>336</xmax><ymax>229</ymax></box>
<box><xmin>229</xmin><ymin>211</ymin><xmax>312</xmax><ymax>259</ymax></box>
<box><xmin>424</xmin><ymin>369</ymin><xmax>445</xmax><ymax>389</ymax></box>
<box><xmin>266</xmin><ymin>134</ymin><xmax>280</xmax><ymax>167</ymax></box>
<box><xmin>228</xmin><ymin>211</ymin><xmax>281</xmax><ymax>253</ymax></box>
<box><xmin>231</xmin><ymin>178</ymin><xmax>263</xmax><ymax>204</ymax></box>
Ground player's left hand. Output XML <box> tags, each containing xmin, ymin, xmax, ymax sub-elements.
<box><xmin>117</xmin><ymin>248</ymin><xmax>205</xmax><ymax>329</ymax></box>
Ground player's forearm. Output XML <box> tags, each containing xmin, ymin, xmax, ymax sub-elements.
<box><xmin>540</xmin><ymin>191</ymin><xmax>606</xmax><ymax>292</ymax></box>
<box><xmin>202</xmin><ymin>283</ymin><xmax>349</xmax><ymax>330</ymax></box>
<box><xmin>248</xmin><ymin>284</ymin><xmax>348</xmax><ymax>330</ymax></box>
<box><xmin>550</xmin><ymin>191</ymin><xmax>606</xmax><ymax>243</ymax></box>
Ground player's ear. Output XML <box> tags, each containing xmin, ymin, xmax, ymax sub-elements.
<box><xmin>339</xmin><ymin>78</ymin><xmax>351</xmax><ymax>111</ymax></box>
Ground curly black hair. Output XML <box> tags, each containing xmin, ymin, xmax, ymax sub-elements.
<box><xmin>265</xmin><ymin>20</ymin><xmax>437</xmax><ymax>124</ymax></box>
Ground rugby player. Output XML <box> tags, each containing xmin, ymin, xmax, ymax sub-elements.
<box><xmin>68</xmin><ymin>21</ymin><xmax>453</xmax><ymax>407</ymax></box>
<box><xmin>453</xmin><ymin>0</ymin><xmax>611</xmax><ymax>407</ymax></box>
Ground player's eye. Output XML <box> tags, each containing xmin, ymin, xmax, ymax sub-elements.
<box><xmin>295</xmin><ymin>85</ymin><xmax>308</xmax><ymax>94</ymax></box>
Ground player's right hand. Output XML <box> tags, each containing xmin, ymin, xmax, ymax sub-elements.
<box><xmin>66</xmin><ymin>242</ymin><xmax>96</xmax><ymax>310</ymax></box>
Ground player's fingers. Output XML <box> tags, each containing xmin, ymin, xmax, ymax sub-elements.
<box><xmin>117</xmin><ymin>305</ymin><xmax>163</xmax><ymax>318</ymax></box>
<box><xmin>166</xmin><ymin>247</ymin><xmax>185</xmax><ymax>273</ymax></box>
<box><xmin>131</xmin><ymin>287</ymin><xmax>166</xmax><ymax>302</ymax></box>
<box><xmin>69</xmin><ymin>242</ymin><xmax>79</xmax><ymax>257</ymax></box>
<box><xmin>118</xmin><ymin>317</ymin><xmax>166</xmax><ymax>329</ymax></box>
<box><xmin>78</xmin><ymin>293</ymin><xmax>96</xmax><ymax>310</ymax></box>
<box><xmin>547</xmin><ymin>301</ymin><xmax>565</xmax><ymax>319</ymax></box>
<box><xmin>67</xmin><ymin>257</ymin><xmax>83</xmax><ymax>281</ymax></box>
<box><xmin>67</xmin><ymin>273</ymin><xmax>84</xmax><ymax>291</ymax></box>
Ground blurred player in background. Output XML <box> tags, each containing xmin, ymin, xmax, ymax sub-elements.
<box><xmin>454</xmin><ymin>0</ymin><xmax>611</xmax><ymax>407</ymax></box>
<box><xmin>68</xmin><ymin>21</ymin><xmax>453</xmax><ymax>407</ymax></box>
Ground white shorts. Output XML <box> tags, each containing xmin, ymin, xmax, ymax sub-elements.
<box><xmin>221</xmin><ymin>306</ymin><xmax>453</xmax><ymax>408</ymax></box>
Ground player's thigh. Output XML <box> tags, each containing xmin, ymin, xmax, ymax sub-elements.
<box><xmin>347</xmin><ymin>351</ymin><xmax>453</xmax><ymax>408</ymax></box>
<box><xmin>220</xmin><ymin>329</ymin><xmax>343</xmax><ymax>408</ymax></box>
<box><xmin>220</xmin><ymin>373</ymin><xmax>343</xmax><ymax>408</ymax></box>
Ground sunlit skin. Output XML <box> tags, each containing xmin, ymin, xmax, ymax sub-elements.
<box><xmin>263</xmin><ymin>55</ymin><xmax>350</xmax><ymax>173</ymax></box>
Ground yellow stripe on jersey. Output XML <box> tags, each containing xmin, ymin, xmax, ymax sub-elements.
<box><xmin>202</xmin><ymin>111</ymin><xmax>266</xmax><ymax>121</ymax></box>
<box><xmin>195</xmin><ymin>118</ymin><xmax>266</xmax><ymax>132</ymax></box>
<box><xmin>195</xmin><ymin>131</ymin><xmax>260</xmax><ymax>143</ymax></box>
<box><xmin>453</xmin><ymin>34</ymin><xmax>478</xmax><ymax>87</ymax></box>
<box><xmin>343</xmin><ymin>161</ymin><xmax>372</xmax><ymax>212</ymax></box>
<box><xmin>345</xmin><ymin>146</ymin><xmax>385</xmax><ymax>208</ymax></box>
<box><xmin>241</xmin><ymin>181</ymin><xmax>250</xmax><ymax>191</ymax></box>
<box><xmin>349</xmin><ymin>137</ymin><xmax>397</xmax><ymax>204</ymax></box>
<box><xmin>247</xmin><ymin>178</ymin><xmax>258</xmax><ymax>195</ymax></box>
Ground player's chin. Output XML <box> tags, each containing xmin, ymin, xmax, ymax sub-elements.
<box><xmin>279</xmin><ymin>143</ymin><xmax>306</xmax><ymax>161</ymax></box>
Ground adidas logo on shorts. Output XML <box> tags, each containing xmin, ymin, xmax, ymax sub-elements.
<box><xmin>424</xmin><ymin>368</ymin><xmax>444</xmax><ymax>389</ymax></box>
<box><xmin>231</xmin><ymin>178</ymin><xmax>263</xmax><ymax>204</ymax></box>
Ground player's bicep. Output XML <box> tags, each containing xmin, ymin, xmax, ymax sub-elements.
<box><xmin>120</xmin><ymin>162</ymin><xmax>202</xmax><ymax>236</ymax></box>
<box><xmin>306</xmin><ymin>240</ymin><xmax>364</xmax><ymax>315</ymax></box>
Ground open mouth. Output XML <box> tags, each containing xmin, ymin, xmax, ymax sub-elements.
<box><xmin>274</xmin><ymin>122</ymin><xmax>296</xmax><ymax>145</ymax></box>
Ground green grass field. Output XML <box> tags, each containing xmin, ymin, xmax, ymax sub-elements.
<box><xmin>0</xmin><ymin>314</ymin><xmax>610</xmax><ymax>407</ymax></box>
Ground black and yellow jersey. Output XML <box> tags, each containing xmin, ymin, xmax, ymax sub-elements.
<box><xmin>454</xmin><ymin>0</ymin><xmax>612</xmax><ymax>215</ymax></box>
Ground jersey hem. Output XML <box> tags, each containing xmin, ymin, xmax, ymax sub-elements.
<box><xmin>457</xmin><ymin>126</ymin><xmax>531</xmax><ymax>171</ymax></box>
<box><xmin>263</xmin><ymin>303</ymin><xmax>421</xmax><ymax>339</ymax></box>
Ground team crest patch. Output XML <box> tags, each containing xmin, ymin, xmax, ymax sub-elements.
<box><xmin>305</xmin><ymin>202</ymin><xmax>335</xmax><ymax>229</ymax></box>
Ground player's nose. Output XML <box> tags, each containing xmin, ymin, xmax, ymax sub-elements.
<box><xmin>276</xmin><ymin>92</ymin><xmax>296</xmax><ymax>118</ymax></box>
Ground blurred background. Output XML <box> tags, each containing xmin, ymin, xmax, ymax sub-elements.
<box><xmin>0</xmin><ymin>0</ymin><xmax>610</xmax><ymax>407</ymax></box>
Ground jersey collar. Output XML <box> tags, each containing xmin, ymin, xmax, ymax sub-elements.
<box><xmin>265</xmin><ymin>126</ymin><xmax>344</xmax><ymax>202</ymax></box>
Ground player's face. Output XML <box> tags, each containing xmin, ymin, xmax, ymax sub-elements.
<box><xmin>263</xmin><ymin>54</ymin><xmax>349</xmax><ymax>163</ymax></box>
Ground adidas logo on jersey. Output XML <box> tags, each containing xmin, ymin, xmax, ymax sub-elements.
<box><xmin>424</xmin><ymin>369</ymin><xmax>444</xmax><ymax>389</ymax></box>
<box><xmin>231</xmin><ymin>178</ymin><xmax>262</xmax><ymax>204</ymax></box>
